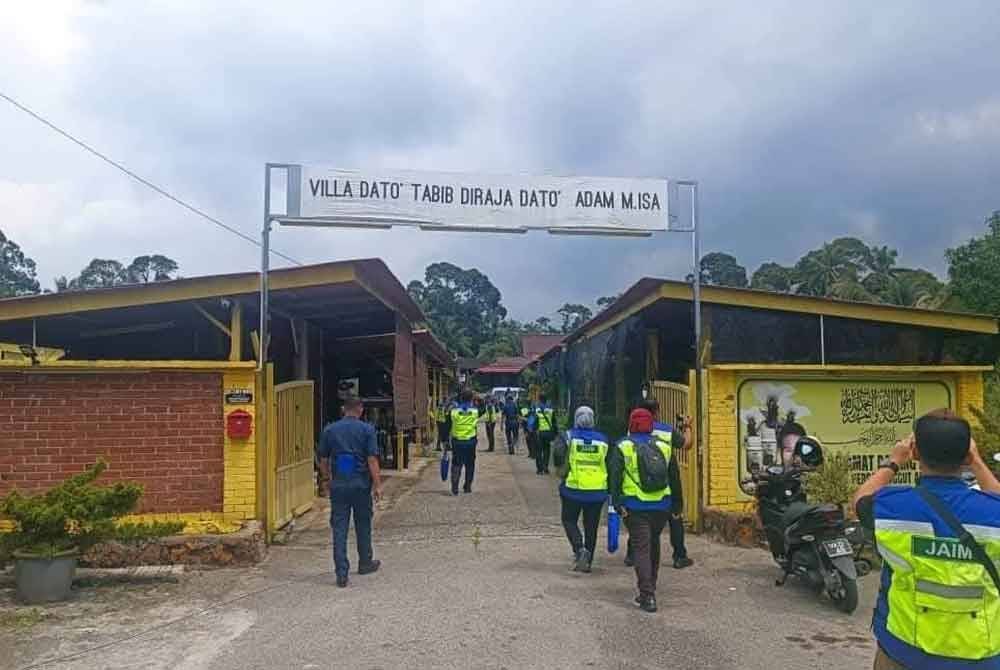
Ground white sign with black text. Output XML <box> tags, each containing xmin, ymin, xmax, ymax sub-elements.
<box><xmin>281</xmin><ymin>165</ymin><xmax>669</xmax><ymax>234</ymax></box>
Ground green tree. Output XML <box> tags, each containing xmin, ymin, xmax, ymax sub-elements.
<box><xmin>861</xmin><ymin>245</ymin><xmax>899</xmax><ymax>297</ymax></box>
<box><xmin>407</xmin><ymin>262</ymin><xmax>507</xmax><ymax>358</ymax></box>
<box><xmin>523</xmin><ymin>316</ymin><xmax>559</xmax><ymax>334</ymax></box>
<box><xmin>478</xmin><ymin>319</ymin><xmax>523</xmax><ymax>361</ymax></box>
<box><xmin>750</xmin><ymin>262</ymin><xmax>794</xmax><ymax>293</ymax></box>
<box><xmin>125</xmin><ymin>255</ymin><xmax>179</xmax><ymax>283</ymax></box>
<box><xmin>947</xmin><ymin>211</ymin><xmax>1000</xmax><ymax>316</ymax></box>
<box><xmin>793</xmin><ymin>241</ymin><xmax>865</xmax><ymax>297</ymax></box>
<box><xmin>0</xmin><ymin>230</ymin><xmax>40</xmax><ymax>297</ymax></box>
<box><xmin>596</xmin><ymin>294</ymin><xmax>620</xmax><ymax>310</ymax></box>
<box><xmin>556</xmin><ymin>303</ymin><xmax>593</xmax><ymax>333</ymax></box>
<box><xmin>56</xmin><ymin>255</ymin><xmax>179</xmax><ymax>292</ymax></box>
<box><xmin>689</xmin><ymin>252</ymin><xmax>748</xmax><ymax>288</ymax></box>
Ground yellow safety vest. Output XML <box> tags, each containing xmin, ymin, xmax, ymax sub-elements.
<box><xmin>564</xmin><ymin>429</ymin><xmax>609</xmax><ymax>492</ymax></box>
<box><xmin>435</xmin><ymin>406</ymin><xmax>448</xmax><ymax>423</ymax></box>
<box><xmin>874</xmin><ymin>486</ymin><xmax>1000</xmax><ymax>662</ymax></box>
<box><xmin>450</xmin><ymin>406</ymin><xmax>478</xmax><ymax>441</ymax></box>
<box><xmin>617</xmin><ymin>435</ymin><xmax>671</xmax><ymax>503</ymax></box>
<box><xmin>520</xmin><ymin>407</ymin><xmax>530</xmax><ymax>418</ymax></box>
<box><xmin>534</xmin><ymin>407</ymin><xmax>554</xmax><ymax>433</ymax></box>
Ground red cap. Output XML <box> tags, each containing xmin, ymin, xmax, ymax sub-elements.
<box><xmin>629</xmin><ymin>408</ymin><xmax>654</xmax><ymax>434</ymax></box>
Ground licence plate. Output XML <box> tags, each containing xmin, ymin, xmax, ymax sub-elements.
<box><xmin>823</xmin><ymin>538</ymin><xmax>853</xmax><ymax>558</ymax></box>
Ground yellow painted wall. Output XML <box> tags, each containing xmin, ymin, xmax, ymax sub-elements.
<box><xmin>704</xmin><ymin>367</ymin><xmax>990</xmax><ymax>513</ymax></box>
<box><xmin>222</xmin><ymin>369</ymin><xmax>258</xmax><ymax>521</ymax></box>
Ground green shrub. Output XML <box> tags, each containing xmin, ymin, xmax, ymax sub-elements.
<box><xmin>970</xmin><ymin>402</ymin><xmax>1000</xmax><ymax>465</ymax></box>
<box><xmin>805</xmin><ymin>452</ymin><xmax>855</xmax><ymax>508</ymax></box>
<box><xmin>0</xmin><ymin>460</ymin><xmax>183</xmax><ymax>558</ymax></box>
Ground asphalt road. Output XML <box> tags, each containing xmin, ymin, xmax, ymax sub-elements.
<box><xmin>10</xmin><ymin>431</ymin><xmax>881</xmax><ymax>670</ymax></box>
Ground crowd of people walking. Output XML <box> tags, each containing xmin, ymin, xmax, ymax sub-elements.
<box><xmin>431</xmin><ymin>389</ymin><xmax>694</xmax><ymax>613</ymax></box>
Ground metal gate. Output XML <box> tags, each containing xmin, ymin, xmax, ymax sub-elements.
<box><xmin>651</xmin><ymin>379</ymin><xmax>699</xmax><ymax>527</ymax></box>
<box><xmin>270</xmin><ymin>380</ymin><xmax>315</xmax><ymax>531</ymax></box>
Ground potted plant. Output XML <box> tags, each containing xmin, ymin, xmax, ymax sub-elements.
<box><xmin>0</xmin><ymin>460</ymin><xmax>181</xmax><ymax>604</ymax></box>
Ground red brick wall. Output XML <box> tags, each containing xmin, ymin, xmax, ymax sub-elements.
<box><xmin>0</xmin><ymin>372</ymin><xmax>224</xmax><ymax>514</ymax></box>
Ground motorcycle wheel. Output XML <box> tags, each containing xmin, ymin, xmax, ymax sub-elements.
<box><xmin>830</xmin><ymin>577</ymin><xmax>859</xmax><ymax>614</ymax></box>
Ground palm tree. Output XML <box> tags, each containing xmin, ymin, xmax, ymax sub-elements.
<box><xmin>829</xmin><ymin>277</ymin><xmax>876</xmax><ymax>302</ymax></box>
<box><xmin>863</xmin><ymin>245</ymin><xmax>898</xmax><ymax>297</ymax></box>
<box><xmin>795</xmin><ymin>244</ymin><xmax>858</xmax><ymax>297</ymax></box>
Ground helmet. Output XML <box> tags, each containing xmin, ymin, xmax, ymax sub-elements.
<box><xmin>794</xmin><ymin>436</ymin><xmax>824</xmax><ymax>468</ymax></box>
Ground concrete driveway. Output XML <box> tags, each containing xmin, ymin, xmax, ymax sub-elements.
<box><xmin>7</xmin><ymin>435</ymin><xmax>879</xmax><ymax>670</ymax></box>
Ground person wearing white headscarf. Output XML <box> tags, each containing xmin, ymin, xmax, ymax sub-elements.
<box><xmin>552</xmin><ymin>405</ymin><xmax>611</xmax><ymax>573</ymax></box>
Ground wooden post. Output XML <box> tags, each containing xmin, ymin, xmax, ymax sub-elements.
<box><xmin>229</xmin><ymin>300</ymin><xmax>243</xmax><ymax>362</ymax></box>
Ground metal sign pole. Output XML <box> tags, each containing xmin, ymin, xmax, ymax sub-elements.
<box><xmin>690</xmin><ymin>182</ymin><xmax>704</xmax><ymax>532</ymax></box>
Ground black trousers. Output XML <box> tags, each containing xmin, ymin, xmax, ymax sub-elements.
<box><xmin>451</xmin><ymin>442</ymin><xmax>477</xmax><ymax>492</ymax></box>
<box><xmin>626</xmin><ymin>510</ymin><xmax>670</xmax><ymax>597</ymax></box>
<box><xmin>561</xmin><ymin>497</ymin><xmax>603</xmax><ymax>558</ymax></box>
<box><xmin>436</xmin><ymin>422</ymin><xmax>448</xmax><ymax>449</ymax></box>
<box><xmin>504</xmin><ymin>421</ymin><xmax>518</xmax><ymax>453</ymax></box>
<box><xmin>526</xmin><ymin>430</ymin><xmax>538</xmax><ymax>459</ymax></box>
<box><xmin>485</xmin><ymin>422</ymin><xmax>496</xmax><ymax>451</ymax></box>
<box><xmin>535</xmin><ymin>431</ymin><xmax>554</xmax><ymax>474</ymax></box>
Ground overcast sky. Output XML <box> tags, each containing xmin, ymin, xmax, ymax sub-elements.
<box><xmin>2</xmin><ymin>1</ymin><xmax>999</xmax><ymax>321</ymax></box>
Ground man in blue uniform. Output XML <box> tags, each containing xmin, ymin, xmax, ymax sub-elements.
<box><xmin>854</xmin><ymin>409</ymin><xmax>1000</xmax><ymax>669</ymax></box>
<box><xmin>317</xmin><ymin>396</ymin><xmax>383</xmax><ymax>588</ymax></box>
<box><xmin>502</xmin><ymin>394</ymin><xmax>520</xmax><ymax>454</ymax></box>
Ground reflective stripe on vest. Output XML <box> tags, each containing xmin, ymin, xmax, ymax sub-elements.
<box><xmin>874</xmin><ymin>493</ymin><xmax>1000</xmax><ymax>661</ymax></box>
<box><xmin>436</xmin><ymin>408</ymin><xmax>447</xmax><ymax>422</ymax></box>
<box><xmin>564</xmin><ymin>429</ymin><xmax>609</xmax><ymax>492</ymax></box>
<box><xmin>520</xmin><ymin>407</ymin><xmax>529</xmax><ymax>417</ymax></box>
<box><xmin>450</xmin><ymin>406</ymin><xmax>478</xmax><ymax>440</ymax></box>
<box><xmin>617</xmin><ymin>435</ymin><xmax>671</xmax><ymax>502</ymax></box>
<box><xmin>535</xmin><ymin>407</ymin><xmax>554</xmax><ymax>433</ymax></box>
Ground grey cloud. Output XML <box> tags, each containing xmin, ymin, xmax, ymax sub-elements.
<box><xmin>1</xmin><ymin>1</ymin><xmax>1000</xmax><ymax>314</ymax></box>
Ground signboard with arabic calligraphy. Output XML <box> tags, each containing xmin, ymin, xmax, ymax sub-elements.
<box><xmin>736</xmin><ymin>377</ymin><xmax>953</xmax><ymax>490</ymax></box>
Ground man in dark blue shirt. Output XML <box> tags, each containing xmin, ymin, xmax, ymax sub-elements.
<box><xmin>317</xmin><ymin>396</ymin><xmax>383</xmax><ymax>588</ymax></box>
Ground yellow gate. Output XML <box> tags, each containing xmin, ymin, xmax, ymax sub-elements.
<box><xmin>270</xmin><ymin>380</ymin><xmax>315</xmax><ymax>531</ymax></box>
<box><xmin>651</xmin><ymin>379</ymin><xmax>699</xmax><ymax>527</ymax></box>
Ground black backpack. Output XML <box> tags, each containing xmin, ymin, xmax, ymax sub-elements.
<box><xmin>633</xmin><ymin>438</ymin><xmax>669</xmax><ymax>492</ymax></box>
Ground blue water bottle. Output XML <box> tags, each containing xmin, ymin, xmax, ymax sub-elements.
<box><xmin>440</xmin><ymin>450</ymin><xmax>450</xmax><ymax>482</ymax></box>
<box><xmin>607</xmin><ymin>498</ymin><xmax>620</xmax><ymax>553</ymax></box>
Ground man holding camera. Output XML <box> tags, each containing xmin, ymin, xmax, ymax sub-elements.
<box><xmin>854</xmin><ymin>409</ymin><xmax>1000</xmax><ymax>669</ymax></box>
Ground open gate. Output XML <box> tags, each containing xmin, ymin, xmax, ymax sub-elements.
<box><xmin>650</xmin><ymin>379</ymin><xmax>699</xmax><ymax>528</ymax></box>
<box><xmin>269</xmin><ymin>380</ymin><xmax>315</xmax><ymax>531</ymax></box>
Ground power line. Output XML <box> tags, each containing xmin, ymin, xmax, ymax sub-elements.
<box><xmin>0</xmin><ymin>91</ymin><xmax>303</xmax><ymax>266</ymax></box>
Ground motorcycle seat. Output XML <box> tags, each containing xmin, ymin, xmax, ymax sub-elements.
<box><xmin>781</xmin><ymin>501</ymin><xmax>821</xmax><ymax>526</ymax></box>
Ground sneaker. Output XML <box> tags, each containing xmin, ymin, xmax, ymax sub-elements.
<box><xmin>673</xmin><ymin>557</ymin><xmax>694</xmax><ymax>570</ymax></box>
<box><xmin>638</xmin><ymin>595</ymin><xmax>658</xmax><ymax>613</ymax></box>
<box><xmin>358</xmin><ymin>560</ymin><xmax>381</xmax><ymax>576</ymax></box>
<box><xmin>573</xmin><ymin>548</ymin><xmax>591</xmax><ymax>572</ymax></box>
<box><xmin>463</xmin><ymin>486</ymin><xmax>472</xmax><ymax>494</ymax></box>
<box><xmin>336</xmin><ymin>576</ymin><xmax>348</xmax><ymax>588</ymax></box>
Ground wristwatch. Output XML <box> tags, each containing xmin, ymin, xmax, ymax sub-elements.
<box><xmin>878</xmin><ymin>459</ymin><xmax>900</xmax><ymax>474</ymax></box>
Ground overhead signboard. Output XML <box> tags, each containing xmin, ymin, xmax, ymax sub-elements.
<box><xmin>279</xmin><ymin>165</ymin><xmax>669</xmax><ymax>235</ymax></box>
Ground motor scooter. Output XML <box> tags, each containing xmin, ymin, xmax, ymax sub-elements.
<box><xmin>740</xmin><ymin>437</ymin><xmax>864</xmax><ymax>613</ymax></box>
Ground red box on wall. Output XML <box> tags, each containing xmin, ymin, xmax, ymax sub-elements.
<box><xmin>226</xmin><ymin>409</ymin><xmax>253</xmax><ymax>439</ymax></box>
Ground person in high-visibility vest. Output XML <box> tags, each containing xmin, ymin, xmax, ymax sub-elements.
<box><xmin>854</xmin><ymin>409</ymin><xmax>1000</xmax><ymax>669</ymax></box>
<box><xmin>609</xmin><ymin>407</ymin><xmax>673</xmax><ymax>613</ymax></box>
<box><xmin>533</xmin><ymin>394</ymin><xmax>557</xmax><ymax>475</ymax></box>
<box><xmin>483</xmin><ymin>399</ymin><xmax>497</xmax><ymax>452</ymax></box>
<box><xmin>624</xmin><ymin>399</ymin><xmax>693</xmax><ymax>570</ymax></box>
<box><xmin>552</xmin><ymin>405</ymin><xmax>609</xmax><ymax>573</ymax></box>
<box><xmin>449</xmin><ymin>389</ymin><xmax>481</xmax><ymax>495</ymax></box>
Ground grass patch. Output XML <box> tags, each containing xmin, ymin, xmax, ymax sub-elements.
<box><xmin>0</xmin><ymin>608</ymin><xmax>49</xmax><ymax>630</ymax></box>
